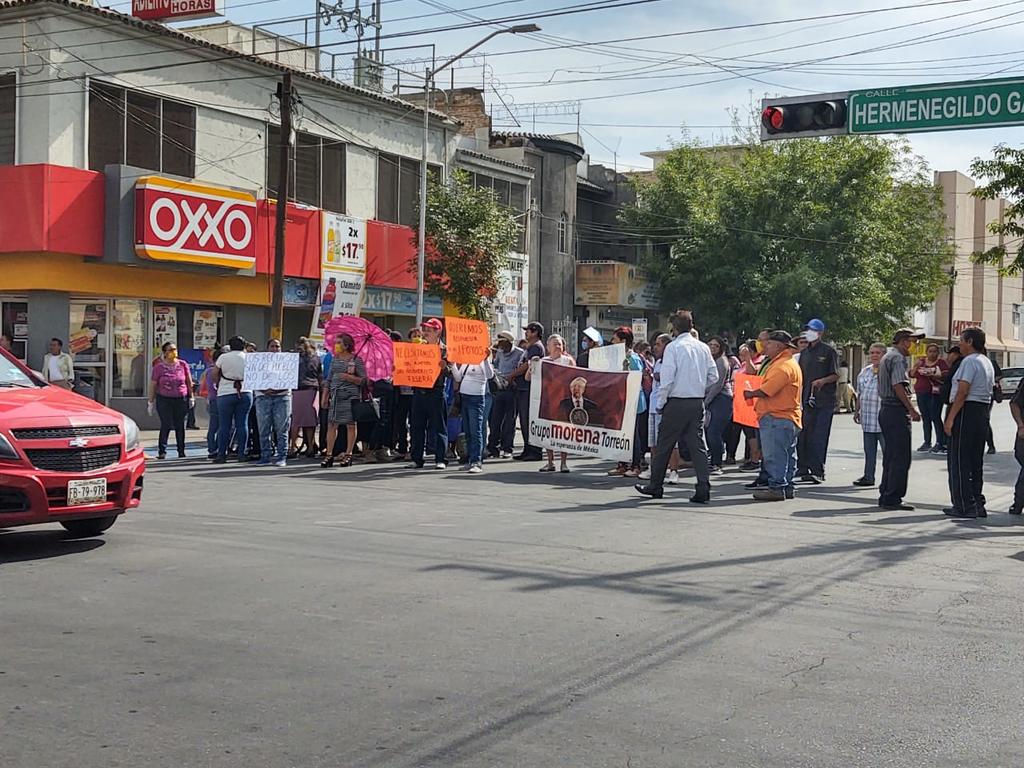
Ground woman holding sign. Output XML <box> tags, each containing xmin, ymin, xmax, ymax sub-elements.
<box><xmin>527</xmin><ymin>334</ymin><xmax>575</xmax><ymax>474</ymax></box>
<box><xmin>322</xmin><ymin>333</ymin><xmax>367</xmax><ymax>468</ymax></box>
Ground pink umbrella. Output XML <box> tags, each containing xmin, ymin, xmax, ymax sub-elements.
<box><xmin>324</xmin><ymin>315</ymin><xmax>394</xmax><ymax>382</ymax></box>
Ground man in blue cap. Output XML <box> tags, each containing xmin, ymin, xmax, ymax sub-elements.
<box><xmin>796</xmin><ymin>318</ymin><xmax>839</xmax><ymax>484</ymax></box>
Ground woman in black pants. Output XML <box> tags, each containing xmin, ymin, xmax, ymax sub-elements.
<box><xmin>148</xmin><ymin>342</ymin><xmax>194</xmax><ymax>459</ymax></box>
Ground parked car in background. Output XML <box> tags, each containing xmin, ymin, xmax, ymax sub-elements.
<box><xmin>0</xmin><ymin>347</ymin><xmax>145</xmax><ymax>537</ymax></box>
<box><xmin>1001</xmin><ymin>366</ymin><xmax>1023</xmax><ymax>399</ymax></box>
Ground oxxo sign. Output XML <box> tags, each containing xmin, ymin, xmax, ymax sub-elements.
<box><xmin>132</xmin><ymin>0</ymin><xmax>224</xmax><ymax>22</ymax></box>
<box><xmin>134</xmin><ymin>177</ymin><xmax>257</xmax><ymax>270</ymax></box>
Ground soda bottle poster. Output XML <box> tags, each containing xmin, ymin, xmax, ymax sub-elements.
<box><xmin>309</xmin><ymin>269</ymin><xmax>366</xmax><ymax>342</ymax></box>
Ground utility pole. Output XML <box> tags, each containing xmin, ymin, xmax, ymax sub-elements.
<box><xmin>947</xmin><ymin>265</ymin><xmax>958</xmax><ymax>344</ymax></box>
<box><xmin>271</xmin><ymin>73</ymin><xmax>293</xmax><ymax>343</ymax></box>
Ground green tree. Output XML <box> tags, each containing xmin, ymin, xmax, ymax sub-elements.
<box><xmin>412</xmin><ymin>169</ymin><xmax>519</xmax><ymax>321</ymax></box>
<box><xmin>969</xmin><ymin>144</ymin><xmax>1024</xmax><ymax>274</ymax></box>
<box><xmin>623</xmin><ymin>136</ymin><xmax>952</xmax><ymax>343</ymax></box>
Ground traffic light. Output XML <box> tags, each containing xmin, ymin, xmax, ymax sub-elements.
<box><xmin>760</xmin><ymin>96</ymin><xmax>849</xmax><ymax>141</ymax></box>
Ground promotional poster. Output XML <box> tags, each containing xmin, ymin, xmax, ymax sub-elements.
<box><xmin>529</xmin><ymin>360</ymin><xmax>642</xmax><ymax>461</ymax></box>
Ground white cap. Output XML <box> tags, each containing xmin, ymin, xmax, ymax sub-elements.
<box><xmin>583</xmin><ymin>326</ymin><xmax>602</xmax><ymax>344</ymax></box>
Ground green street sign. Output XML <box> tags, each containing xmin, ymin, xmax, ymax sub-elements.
<box><xmin>848</xmin><ymin>77</ymin><xmax>1024</xmax><ymax>134</ymax></box>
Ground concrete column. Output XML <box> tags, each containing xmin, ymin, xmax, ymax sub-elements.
<box><xmin>26</xmin><ymin>291</ymin><xmax>70</xmax><ymax>371</ymax></box>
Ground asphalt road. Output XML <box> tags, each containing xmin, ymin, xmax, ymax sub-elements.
<box><xmin>3</xmin><ymin>407</ymin><xmax>1023</xmax><ymax>768</ymax></box>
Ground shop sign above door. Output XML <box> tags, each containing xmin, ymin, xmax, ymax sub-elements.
<box><xmin>132</xmin><ymin>0</ymin><xmax>224</xmax><ymax>23</ymax></box>
<box><xmin>135</xmin><ymin>177</ymin><xmax>257</xmax><ymax>270</ymax></box>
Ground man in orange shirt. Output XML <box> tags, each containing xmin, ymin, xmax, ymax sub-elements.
<box><xmin>744</xmin><ymin>331</ymin><xmax>804</xmax><ymax>501</ymax></box>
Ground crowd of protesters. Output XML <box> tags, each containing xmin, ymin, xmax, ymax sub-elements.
<box><xmin>147</xmin><ymin>311</ymin><xmax>1019</xmax><ymax>519</ymax></box>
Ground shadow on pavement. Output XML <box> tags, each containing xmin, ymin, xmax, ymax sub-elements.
<box><xmin>0</xmin><ymin>530</ymin><xmax>104</xmax><ymax>564</ymax></box>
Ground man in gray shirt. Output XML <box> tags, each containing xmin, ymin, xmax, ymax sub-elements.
<box><xmin>487</xmin><ymin>332</ymin><xmax>526</xmax><ymax>458</ymax></box>
<box><xmin>943</xmin><ymin>327</ymin><xmax>996</xmax><ymax>518</ymax></box>
<box><xmin>877</xmin><ymin>328</ymin><xmax>924</xmax><ymax>511</ymax></box>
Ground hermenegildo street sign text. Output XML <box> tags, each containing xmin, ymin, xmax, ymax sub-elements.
<box><xmin>849</xmin><ymin>77</ymin><xmax>1024</xmax><ymax>134</ymax></box>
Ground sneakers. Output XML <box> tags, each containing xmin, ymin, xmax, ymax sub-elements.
<box><xmin>799</xmin><ymin>474</ymin><xmax>824</xmax><ymax>485</ymax></box>
<box><xmin>745</xmin><ymin>478</ymin><xmax>768</xmax><ymax>489</ymax></box>
<box><xmin>405</xmin><ymin>462</ymin><xmax>424</xmax><ymax>469</ymax></box>
<box><xmin>501</xmin><ymin>450</ymin><xmax>514</xmax><ymax>459</ymax></box>
<box><xmin>738</xmin><ymin>461</ymin><xmax>760</xmax><ymax>471</ymax></box>
<box><xmin>930</xmin><ymin>445</ymin><xmax>945</xmax><ymax>454</ymax></box>
<box><xmin>468</xmin><ymin>464</ymin><xmax>483</xmax><ymax>474</ymax></box>
<box><xmin>638</xmin><ymin>468</ymin><xmax>652</xmax><ymax>480</ymax></box>
<box><xmin>435</xmin><ymin>462</ymin><xmax>447</xmax><ymax>470</ymax></box>
<box><xmin>274</xmin><ymin>458</ymin><xmax>287</xmax><ymax>468</ymax></box>
<box><xmin>753</xmin><ymin>488</ymin><xmax>786</xmax><ymax>502</ymax></box>
<box><xmin>666</xmin><ymin>470</ymin><xmax>680</xmax><ymax>485</ymax></box>
<box><xmin>916</xmin><ymin>443</ymin><xmax>932</xmax><ymax>453</ymax></box>
<box><xmin>256</xmin><ymin>457</ymin><xmax>273</xmax><ymax>466</ymax></box>
<box><xmin>709</xmin><ymin>465</ymin><xmax>724</xmax><ymax>476</ymax></box>
<box><xmin>853</xmin><ymin>477</ymin><xmax>875</xmax><ymax>487</ymax></box>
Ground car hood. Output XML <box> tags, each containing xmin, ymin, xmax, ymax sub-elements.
<box><xmin>0</xmin><ymin>386</ymin><xmax>123</xmax><ymax>427</ymax></box>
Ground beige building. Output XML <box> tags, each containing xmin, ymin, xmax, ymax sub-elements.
<box><xmin>927</xmin><ymin>171</ymin><xmax>1024</xmax><ymax>366</ymax></box>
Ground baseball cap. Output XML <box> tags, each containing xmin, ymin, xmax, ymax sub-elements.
<box><xmin>803</xmin><ymin>318</ymin><xmax>826</xmax><ymax>332</ymax></box>
<box><xmin>892</xmin><ymin>327</ymin><xmax>925</xmax><ymax>344</ymax></box>
<box><xmin>583</xmin><ymin>326</ymin><xmax>602</xmax><ymax>344</ymax></box>
<box><xmin>523</xmin><ymin>321</ymin><xmax>545</xmax><ymax>336</ymax></box>
<box><xmin>767</xmin><ymin>330</ymin><xmax>797</xmax><ymax>348</ymax></box>
<box><xmin>421</xmin><ymin>318</ymin><xmax>443</xmax><ymax>331</ymax></box>
<box><xmin>495</xmin><ymin>331</ymin><xmax>515</xmax><ymax>343</ymax></box>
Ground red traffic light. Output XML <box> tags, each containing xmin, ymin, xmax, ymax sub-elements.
<box><xmin>762</xmin><ymin>106</ymin><xmax>785</xmax><ymax>133</ymax></box>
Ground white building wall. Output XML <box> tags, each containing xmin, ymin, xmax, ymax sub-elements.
<box><xmin>1</xmin><ymin>8</ymin><xmax>454</xmax><ymax>206</ymax></box>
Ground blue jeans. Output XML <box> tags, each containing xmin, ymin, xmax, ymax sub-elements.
<box><xmin>759</xmin><ymin>415</ymin><xmax>799</xmax><ymax>491</ymax></box>
<box><xmin>705</xmin><ymin>392</ymin><xmax>733</xmax><ymax>468</ymax></box>
<box><xmin>256</xmin><ymin>394</ymin><xmax>292</xmax><ymax>462</ymax></box>
<box><xmin>217</xmin><ymin>391</ymin><xmax>254</xmax><ymax>459</ymax></box>
<box><xmin>411</xmin><ymin>390</ymin><xmax>447</xmax><ymax>465</ymax></box>
<box><xmin>862</xmin><ymin>431</ymin><xmax>883</xmax><ymax>482</ymax></box>
<box><xmin>462</xmin><ymin>393</ymin><xmax>486</xmax><ymax>465</ymax></box>
<box><xmin>206</xmin><ymin>397</ymin><xmax>219</xmax><ymax>455</ymax></box>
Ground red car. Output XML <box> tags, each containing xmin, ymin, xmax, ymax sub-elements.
<box><xmin>0</xmin><ymin>347</ymin><xmax>145</xmax><ymax>537</ymax></box>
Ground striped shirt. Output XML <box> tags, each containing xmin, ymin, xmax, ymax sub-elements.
<box><xmin>855</xmin><ymin>364</ymin><xmax>882</xmax><ymax>433</ymax></box>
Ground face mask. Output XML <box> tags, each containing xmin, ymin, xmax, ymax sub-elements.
<box><xmin>165</xmin><ymin>350</ymin><xmax>177</xmax><ymax>361</ymax></box>
<box><xmin>334</xmin><ymin>343</ymin><xmax>343</xmax><ymax>355</ymax></box>
<box><xmin>755</xmin><ymin>341</ymin><xmax>764</xmax><ymax>354</ymax></box>
<box><xmin>804</xmin><ymin>330</ymin><xmax>820</xmax><ymax>343</ymax></box>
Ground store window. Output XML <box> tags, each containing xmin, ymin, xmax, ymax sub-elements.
<box><xmin>1</xmin><ymin>300</ymin><xmax>27</xmax><ymax>360</ymax></box>
<box><xmin>69</xmin><ymin>301</ymin><xmax>109</xmax><ymax>404</ymax></box>
<box><xmin>376</xmin><ymin>152</ymin><xmax>441</xmax><ymax>227</ymax></box>
<box><xmin>266</xmin><ymin>126</ymin><xmax>346</xmax><ymax>212</ymax></box>
<box><xmin>112</xmin><ymin>299</ymin><xmax>147</xmax><ymax>398</ymax></box>
<box><xmin>0</xmin><ymin>73</ymin><xmax>14</xmax><ymax>166</ymax></box>
<box><xmin>88</xmin><ymin>81</ymin><xmax>196</xmax><ymax>177</ymax></box>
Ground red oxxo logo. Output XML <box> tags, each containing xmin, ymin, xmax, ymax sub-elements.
<box><xmin>134</xmin><ymin>177</ymin><xmax>257</xmax><ymax>269</ymax></box>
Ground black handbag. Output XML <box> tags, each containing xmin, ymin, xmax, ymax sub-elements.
<box><xmin>351</xmin><ymin>383</ymin><xmax>380</xmax><ymax>423</ymax></box>
<box><xmin>488</xmin><ymin>372</ymin><xmax>510</xmax><ymax>395</ymax></box>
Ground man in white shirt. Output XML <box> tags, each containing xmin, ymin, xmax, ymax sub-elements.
<box><xmin>637</xmin><ymin>310</ymin><xmax>719</xmax><ymax>503</ymax></box>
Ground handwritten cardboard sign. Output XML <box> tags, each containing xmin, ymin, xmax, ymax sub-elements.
<box><xmin>587</xmin><ymin>343</ymin><xmax>627</xmax><ymax>372</ymax></box>
<box><xmin>393</xmin><ymin>343</ymin><xmax>441</xmax><ymax>388</ymax></box>
<box><xmin>733</xmin><ymin>372</ymin><xmax>763</xmax><ymax>429</ymax></box>
<box><xmin>445</xmin><ymin>316</ymin><xmax>491</xmax><ymax>365</ymax></box>
<box><xmin>244</xmin><ymin>352</ymin><xmax>299</xmax><ymax>391</ymax></box>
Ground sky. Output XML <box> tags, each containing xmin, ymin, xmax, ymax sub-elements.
<box><xmin>160</xmin><ymin>0</ymin><xmax>1024</xmax><ymax>175</ymax></box>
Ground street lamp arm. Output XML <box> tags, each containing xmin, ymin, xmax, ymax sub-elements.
<box><xmin>430</xmin><ymin>24</ymin><xmax>541</xmax><ymax>77</ymax></box>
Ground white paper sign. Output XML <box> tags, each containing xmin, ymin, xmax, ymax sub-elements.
<box><xmin>244</xmin><ymin>352</ymin><xmax>299</xmax><ymax>391</ymax></box>
<box><xmin>587</xmin><ymin>342</ymin><xmax>627</xmax><ymax>372</ymax></box>
<box><xmin>193</xmin><ymin>310</ymin><xmax>219</xmax><ymax>350</ymax></box>
<box><xmin>322</xmin><ymin>213</ymin><xmax>367</xmax><ymax>272</ymax></box>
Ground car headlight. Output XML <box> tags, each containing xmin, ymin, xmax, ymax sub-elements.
<box><xmin>123</xmin><ymin>416</ymin><xmax>140</xmax><ymax>451</ymax></box>
<box><xmin>0</xmin><ymin>433</ymin><xmax>19</xmax><ymax>460</ymax></box>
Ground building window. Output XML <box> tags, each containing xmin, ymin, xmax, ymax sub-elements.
<box><xmin>88</xmin><ymin>81</ymin><xmax>196</xmax><ymax>176</ymax></box>
<box><xmin>558</xmin><ymin>212</ymin><xmax>569</xmax><ymax>254</ymax></box>
<box><xmin>0</xmin><ymin>72</ymin><xmax>15</xmax><ymax>165</ymax></box>
<box><xmin>1014</xmin><ymin>303</ymin><xmax>1021</xmax><ymax>341</ymax></box>
<box><xmin>266</xmin><ymin>126</ymin><xmax>346</xmax><ymax>212</ymax></box>
<box><xmin>112</xmin><ymin>299</ymin><xmax>147</xmax><ymax>399</ymax></box>
<box><xmin>376</xmin><ymin>152</ymin><xmax>441</xmax><ymax>227</ymax></box>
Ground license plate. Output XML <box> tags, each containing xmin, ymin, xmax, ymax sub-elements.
<box><xmin>67</xmin><ymin>478</ymin><xmax>107</xmax><ymax>506</ymax></box>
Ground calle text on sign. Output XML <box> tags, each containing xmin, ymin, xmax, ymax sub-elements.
<box><xmin>132</xmin><ymin>0</ymin><xmax>224</xmax><ymax>22</ymax></box>
<box><xmin>392</xmin><ymin>343</ymin><xmax>441</xmax><ymax>388</ymax></box>
<box><xmin>849</xmin><ymin>77</ymin><xmax>1024</xmax><ymax>134</ymax></box>
<box><xmin>135</xmin><ymin>177</ymin><xmax>257</xmax><ymax>270</ymax></box>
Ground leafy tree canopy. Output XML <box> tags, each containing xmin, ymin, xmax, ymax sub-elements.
<box><xmin>623</xmin><ymin>135</ymin><xmax>952</xmax><ymax>344</ymax></box>
<box><xmin>970</xmin><ymin>143</ymin><xmax>1024</xmax><ymax>275</ymax></box>
<box><xmin>413</xmin><ymin>169</ymin><xmax>520</xmax><ymax>321</ymax></box>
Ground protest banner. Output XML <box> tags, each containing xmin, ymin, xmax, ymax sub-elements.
<box><xmin>393</xmin><ymin>342</ymin><xmax>441</xmax><ymax>388</ymax></box>
<box><xmin>586</xmin><ymin>342</ymin><xmax>627</xmax><ymax>372</ymax></box>
<box><xmin>733</xmin><ymin>372</ymin><xmax>763</xmax><ymax>429</ymax></box>
<box><xmin>244</xmin><ymin>352</ymin><xmax>299</xmax><ymax>391</ymax></box>
<box><xmin>529</xmin><ymin>360</ymin><xmax>641</xmax><ymax>461</ymax></box>
<box><xmin>445</xmin><ymin>316</ymin><xmax>491</xmax><ymax>365</ymax></box>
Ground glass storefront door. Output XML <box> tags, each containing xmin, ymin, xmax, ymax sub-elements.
<box><xmin>69</xmin><ymin>300</ymin><xmax>109</xmax><ymax>404</ymax></box>
<box><xmin>0</xmin><ymin>298</ymin><xmax>28</xmax><ymax>361</ymax></box>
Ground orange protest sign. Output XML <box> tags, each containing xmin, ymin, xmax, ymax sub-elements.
<box><xmin>392</xmin><ymin>342</ymin><xmax>441</xmax><ymax>388</ymax></box>
<box><xmin>444</xmin><ymin>316</ymin><xmax>491</xmax><ymax>365</ymax></box>
<box><xmin>733</xmin><ymin>372</ymin><xmax>763</xmax><ymax>429</ymax></box>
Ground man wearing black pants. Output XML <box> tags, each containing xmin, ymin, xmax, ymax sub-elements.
<box><xmin>1010</xmin><ymin>383</ymin><xmax>1024</xmax><ymax>516</ymax></box>
<box><xmin>877</xmin><ymin>329</ymin><xmax>924</xmax><ymax>511</ymax></box>
<box><xmin>943</xmin><ymin>327</ymin><xmax>996</xmax><ymax>519</ymax></box>
<box><xmin>511</xmin><ymin>322</ymin><xmax>546</xmax><ymax>461</ymax></box>
<box><xmin>487</xmin><ymin>332</ymin><xmax>525</xmax><ymax>458</ymax></box>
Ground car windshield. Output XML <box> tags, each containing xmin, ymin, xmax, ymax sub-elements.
<box><xmin>0</xmin><ymin>357</ymin><xmax>38</xmax><ymax>388</ymax></box>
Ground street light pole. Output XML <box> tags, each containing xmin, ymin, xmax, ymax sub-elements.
<box><xmin>414</xmin><ymin>24</ymin><xmax>540</xmax><ymax>326</ymax></box>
